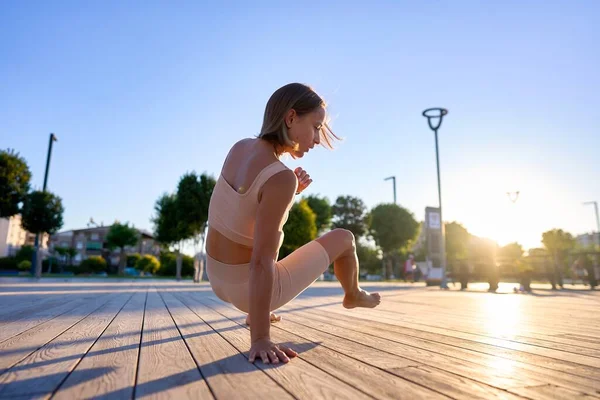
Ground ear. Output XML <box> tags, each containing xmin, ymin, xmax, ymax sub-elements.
<box><xmin>285</xmin><ymin>109</ymin><xmax>297</xmax><ymax>129</ymax></box>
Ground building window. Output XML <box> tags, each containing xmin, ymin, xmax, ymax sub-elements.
<box><xmin>76</xmin><ymin>241</ymin><xmax>83</xmax><ymax>250</ymax></box>
<box><xmin>91</xmin><ymin>233</ymin><xmax>99</xmax><ymax>240</ymax></box>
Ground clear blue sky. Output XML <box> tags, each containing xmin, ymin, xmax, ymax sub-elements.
<box><xmin>2</xmin><ymin>1</ymin><xmax>599</xmax><ymax>251</ymax></box>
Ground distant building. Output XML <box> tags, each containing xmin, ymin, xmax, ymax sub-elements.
<box><xmin>50</xmin><ymin>225</ymin><xmax>160</xmax><ymax>265</ymax></box>
<box><xmin>576</xmin><ymin>232</ymin><xmax>600</xmax><ymax>248</ymax></box>
<box><xmin>0</xmin><ymin>215</ymin><xmax>48</xmax><ymax>257</ymax></box>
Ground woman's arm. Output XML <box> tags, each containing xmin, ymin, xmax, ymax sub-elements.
<box><xmin>248</xmin><ymin>169</ymin><xmax>297</xmax><ymax>363</ymax></box>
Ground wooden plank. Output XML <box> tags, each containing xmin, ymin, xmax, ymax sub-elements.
<box><xmin>205</xmin><ymin>297</ymin><xmax>526</xmax><ymax>400</ymax></box>
<box><xmin>0</xmin><ymin>293</ymin><xmax>131</xmax><ymax>398</ymax></box>
<box><xmin>175</xmin><ymin>292</ymin><xmax>373</xmax><ymax>400</ymax></box>
<box><xmin>200</xmin><ymin>297</ymin><xmax>449</xmax><ymax>400</ymax></box>
<box><xmin>508</xmin><ymin>384</ymin><xmax>596</xmax><ymax>400</ymax></box>
<box><xmin>298</xmin><ymin>304</ymin><xmax>600</xmax><ymax>380</ymax></box>
<box><xmin>52</xmin><ymin>290</ymin><xmax>147</xmax><ymax>400</ymax></box>
<box><xmin>0</xmin><ymin>293</ymin><xmax>109</xmax><ymax>343</ymax></box>
<box><xmin>286</xmin><ymin>306</ymin><xmax>600</xmax><ymax>395</ymax></box>
<box><xmin>0</xmin><ymin>293</ymin><xmax>113</xmax><ymax>374</ymax></box>
<box><xmin>159</xmin><ymin>291</ymin><xmax>292</xmax><ymax>400</ymax></box>
<box><xmin>134</xmin><ymin>289</ymin><xmax>212</xmax><ymax>399</ymax></box>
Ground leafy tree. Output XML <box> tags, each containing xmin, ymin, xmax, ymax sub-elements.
<box><xmin>152</xmin><ymin>192</ymin><xmax>187</xmax><ymax>279</ymax></box>
<box><xmin>498</xmin><ymin>242</ymin><xmax>524</xmax><ymax>261</ymax></box>
<box><xmin>174</xmin><ymin>172</ymin><xmax>216</xmax><ymax>280</ymax></box>
<box><xmin>542</xmin><ymin>229</ymin><xmax>575</xmax><ymax>285</ymax></box>
<box><xmin>304</xmin><ymin>194</ymin><xmax>332</xmax><ymax>234</ymax></box>
<box><xmin>0</xmin><ymin>149</ymin><xmax>31</xmax><ymax>218</ymax></box>
<box><xmin>65</xmin><ymin>247</ymin><xmax>77</xmax><ymax>266</ymax></box>
<box><xmin>498</xmin><ymin>242</ymin><xmax>524</xmax><ymax>276</ymax></box>
<box><xmin>369</xmin><ymin>204</ymin><xmax>419</xmax><ymax>254</ymax></box>
<box><xmin>445</xmin><ymin>222</ymin><xmax>470</xmax><ymax>262</ymax></box>
<box><xmin>280</xmin><ymin>200</ymin><xmax>317</xmax><ymax>258</ymax></box>
<box><xmin>331</xmin><ymin>195</ymin><xmax>369</xmax><ymax>239</ymax></box>
<box><xmin>21</xmin><ymin>190</ymin><xmax>64</xmax><ymax>278</ymax></box>
<box><xmin>136</xmin><ymin>255</ymin><xmax>160</xmax><ymax>274</ymax></box>
<box><xmin>369</xmin><ymin>203</ymin><xmax>419</xmax><ymax>279</ymax></box>
<box><xmin>356</xmin><ymin>243</ymin><xmax>382</xmax><ymax>276</ymax></box>
<box><xmin>79</xmin><ymin>256</ymin><xmax>107</xmax><ymax>274</ymax></box>
<box><xmin>106</xmin><ymin>222</ymin><xmax>139</xmax><ymax>276</ymax></box>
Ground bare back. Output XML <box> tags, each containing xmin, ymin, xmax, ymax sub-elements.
<box><xmin>206</xmin><ymin>138</ymin><xmax>290</xmax><ymax>264</ymax></box>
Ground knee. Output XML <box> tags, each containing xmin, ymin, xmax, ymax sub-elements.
<box><xmin>333</xmin><ymin>228</ymin><xmax>356</xmax><ymax>254</ymax></box>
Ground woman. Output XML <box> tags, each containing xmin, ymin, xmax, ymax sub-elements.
<box><xmin>206</xmin><ymin>83</ymin><xmax>381</xmax><ymax>365</ymax></box>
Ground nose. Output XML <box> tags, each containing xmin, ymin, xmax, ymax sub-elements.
<box><xmin>314</xmin><ymin>132</ymin><xmax>321</xmax><ymax>145</ymax></box>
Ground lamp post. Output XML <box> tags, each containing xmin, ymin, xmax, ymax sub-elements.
<box><xmin>384</xmin><ymin>176</ymin><xmax>397</xmax><ymax>204</ymax></box>
<box><xmin>422</xmin><ymin>108</ymin><xmax>448</xmax><ymax>288</ymax></box>
<box><xmin>31</xmin><ymin>133</ymin><xmax>58</xmax><ymax>278</ymax></box>
<box><xmin>583</xmin><ymin>201</ymin><xmax>600</xmax><ymax>247</ymax></box>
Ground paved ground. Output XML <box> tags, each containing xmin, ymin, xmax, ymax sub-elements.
<box><xmin>0</xmin><ymin>280</ymin><xmax>598</xmax><ymax>399</ymax></box>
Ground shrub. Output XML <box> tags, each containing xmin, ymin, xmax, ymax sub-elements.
<box><xmin>18</xmin><ymin>260</ymin><xmax>32</xmax><ymax>271</ymax></box>
<box><xmin>135</xmin><ymin>255</ymin><xmax>160</xmax><ymax>274</ymax></box>
<box><xmin>127</xmin><ymin>253</ymin><xmax>142</xmax><ymax>268</ymax></box>
<box><xmin>0</xmin><ymin>257</ymin><xmax>18</xmax><ymax>270</ymax></box>
<box><xmin>157</xmin><ymin>252</ymin><xmax>194</xmax><ymax>277</ymax></box>
<box><xmin>16</xmin><ymin>245</ymin><xmax>35</xmax><ymax>263</ymax></box>
<box><xmin>79</xmin><ymin>256</ymin><xmax>107</xmax><ymax>274</ymax></box>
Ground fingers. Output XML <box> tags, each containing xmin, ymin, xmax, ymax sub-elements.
<box><xmin>268</xmin><ymin>350</ymin><xmax>279</xmax><ymax>364</ymax></box>
<box><xmin>280</xmin><ymin>345</ymin><xmax>298</xmax><ymax>358</ymax></box>
<box><xmin>274</xmin><ymin>347</ymin><xmax>290</xmax><ymax>363</ymax></box>
<box><xmin>260</xmin><ymin>351</ymin><xmax>269</xmax><ymax>364</ymax></box>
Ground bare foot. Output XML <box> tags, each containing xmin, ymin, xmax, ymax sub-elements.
<box><xmin>343</xmin><ymin>289</ymin><xmax>381</xmax><ymax>309</ymax></box>
<box><xmin>246</xmin><ymin>312</ymin><xmax>282</xmax><ymax>325</ymax></box>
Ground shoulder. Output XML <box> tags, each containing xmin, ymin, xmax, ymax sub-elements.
<box><xmin>259</xmin><ymin>165</ymin><xmax>297</xmax><ymax>203</ymax></box>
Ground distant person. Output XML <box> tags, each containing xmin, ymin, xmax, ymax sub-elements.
<box><xmin>404</xmin><ymin>255</ymin><xmax>415</xmax><ymax>282</ymax></box>
<box><xmin>205</xmin><ymin>83</ymin><xmax>381</xmax><ymax>365</ymax></box>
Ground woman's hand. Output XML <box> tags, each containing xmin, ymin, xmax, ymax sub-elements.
<box><xmin>294</xmin><ymin>167</ymin><xmax>312</xmax><ymax>194</ymax></box>
<box><xmin>249</xmin><ymin>337</ymin><xmax>298</xmax><ymax>364</ymax></box>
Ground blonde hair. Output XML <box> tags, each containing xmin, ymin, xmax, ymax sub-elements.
<box><xmin>258</xmin><ymin>83</ymin><xmax>340</xmax><ymax>153</ymax></box>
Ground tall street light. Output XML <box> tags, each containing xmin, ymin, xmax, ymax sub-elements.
<box><xmin>384</xmin><ymin>176</ymin><xmax>397</xmax><ymax>204</ymax></box>
<box><xmin>422</xmin><ymin>108</ymin><xmax>448</xmax><ymax>288</ymax></box>
<box><xmin>31</xmin><ymin>133</ymin><xmax>58</xmax><ymax>277</ymax></box>
<box><xmin>583</xmin><ymin>201</ymin><xmax>600</xmax><ymax>247</ymax></box>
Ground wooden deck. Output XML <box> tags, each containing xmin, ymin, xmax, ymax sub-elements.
<box><xmin>0</xmin><ymin>280</ymin><xmax>599</xmax><ymax>399</ymax></box>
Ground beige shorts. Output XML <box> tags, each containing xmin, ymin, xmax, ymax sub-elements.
<box><xmin>206</xmin><ymin>240</ymin><xmax>330</xmax><ymax>313</ymax></box>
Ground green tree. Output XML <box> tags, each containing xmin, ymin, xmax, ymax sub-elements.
<box><xmin>280</xmin><ymin>200</ymin><xmax>317</xmax><ymax>258</ymax></box>
<box><xmin>356</xmin><ymin>243</ymin><xmax>382</xmax><ymax>276</ymax></box>
<box><xmin>0</xmin><ymin>149</ymin><xmax>31</xmax><ymax>218</ymax></box>
<box><xmin>153</xmin><ymin>193</ymin><xmax>185</xmax><ymax>272</ymax></box>
<box><xmin>498</xmin><ymin>242</ymin><xmax>524</xmax><ymax>276</ymax></box>
<box><xmin>174</xmin><ymin>172</ymin><xmax>216</xmax><ymax>280</ymax></box>
<box><xmin>304</xmin><ymin>194</ymin><xmax>332</xmax><ymax>235</ymax></box>
<box><xmin>136</xmin><ymin>254</ymin><xmax>160</xmax><ymax>274</ymax></box>
<box><xmin>445</xmin><ymin>222</ymin><xmax>470</xmax><ymax>263</ymax></box>
<box><xmin>21</xmin><ymin>190</ymin><xmax>64</xmax><ymax>278</ymax></box>
<box><xmin>542</xmin><ymin>229</ymin><xmax>576</xmax><ymax>282</ymax></box>
<box><xmin>331</xmin><ymin>195</ymin><xmax>369</xmax><ymax>239</ymax></box>
<box><xmin>106</xmin><ymin>222</ymin><xmax>139</xmax><ymax>276</ymax></box>
<box><xmin>65</xmin><ymin>247</ymin><xmax>77</xmax><ymax>267</ymax></box>
<box><xmin>369</xmin><ymin>203</ymin><xmax>419</xmax><ymax>279</ymax></box>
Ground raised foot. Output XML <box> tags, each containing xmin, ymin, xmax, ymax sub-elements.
<box><xmin>343</xmin><ymin>289</ymin><xmax>381</xmax><ymax>309</ymax></box>
<box><xmin>245</xmin><ymin>312</ymin><xmax>282</xmax><ymax>326</ymax></box>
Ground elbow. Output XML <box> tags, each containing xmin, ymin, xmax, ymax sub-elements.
<box><xmin>249</xmin><ymin>255</ymin><xmax>275</xmax><ymax>276</ymax></box>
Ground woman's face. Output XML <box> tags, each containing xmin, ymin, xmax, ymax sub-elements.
<box><xmin>286</xmin><ymin>106</ymin><xmax>325</xmax><ymax>158</ymax></box>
